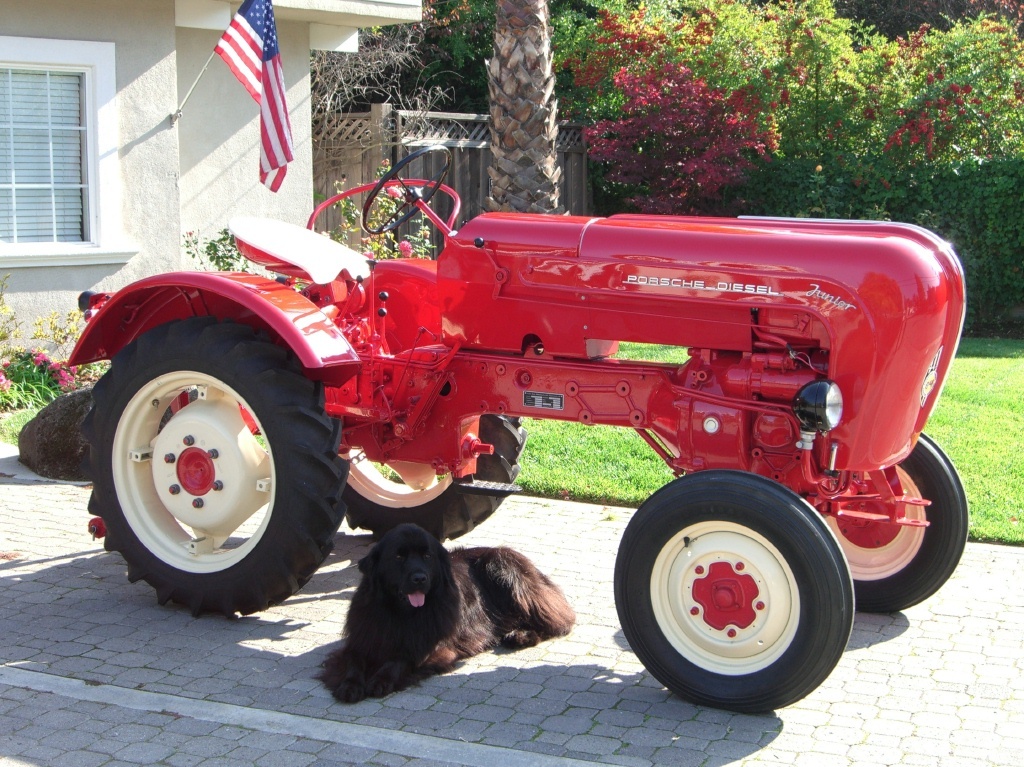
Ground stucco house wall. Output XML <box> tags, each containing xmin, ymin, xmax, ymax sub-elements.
<box><xmin>0</xmin><ymin>0</ymin><xmax>419</xmax><ymax>345</ymax></box>
<box><xmin>1</xmin><ymin>0</ymin><xmax>181</xmax><ymax>337</ymax></box>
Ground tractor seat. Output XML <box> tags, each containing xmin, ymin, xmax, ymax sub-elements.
<box><xmin>228</xmin><ymin>216</ymin><xmax>373</xmax><ymax>284</ymax></box>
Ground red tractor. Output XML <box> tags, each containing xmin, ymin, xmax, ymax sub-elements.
<box><xmin>71</xmin><ymin>146</ymin><xmax>968</xmax><ymax>712</ymax></box>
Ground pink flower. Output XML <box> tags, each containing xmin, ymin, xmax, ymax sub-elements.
<box><xmin>398</xmin><ymin>240</ymin><xmax>414</xmax><ymax>257</ymax></box>
<box><xmin>33</xmin><ymin>352</ymin><xmax>49</xmax><ymax>366</ymax></box>
<box><xmin>0</xmin><ymin>373</ymin><xmax>10</xmax><ymax>392</ymax></box>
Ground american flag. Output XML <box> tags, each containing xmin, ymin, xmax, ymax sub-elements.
<box><xmin>214</xmin><ymin>0</ymin><xmax>294</xmax><ymax>192</ymax></box>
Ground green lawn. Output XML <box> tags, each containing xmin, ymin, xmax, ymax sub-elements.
<box><xmin>0</xmin><ymin>408</ymin><xmax>33</xmax><ymax>446</ymax></box>
<box><xmin>517</xmin><ymin>338</ymin><xmax>1024</xmax><ymax>545</ymax></box>
<box><xmin>921</xmin><ymin>338</ymin><xmax>1023</xmax><ymax>543</ymax></box>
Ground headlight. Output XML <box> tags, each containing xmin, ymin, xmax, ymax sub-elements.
<box><xmin>793</xmin><ymin>380</ymin><xmax>843</xmax><ymax>432</ymax></box>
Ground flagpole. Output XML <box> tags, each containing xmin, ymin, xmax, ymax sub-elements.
<box><xmin>171</xmin><ymin>50</ymin><xmax>218</xmax><ymax>124</ymax></box>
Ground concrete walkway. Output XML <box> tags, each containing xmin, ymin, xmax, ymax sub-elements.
<box><xmin>1</xmin><ymin>448</ymin><xmax>1022</xmax><ymax>767</ymax></box>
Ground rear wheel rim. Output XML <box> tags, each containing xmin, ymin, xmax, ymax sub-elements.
<box><xmin>650</xmin><ymin>521</ymin><xmax>800</xmax><ymax>675</ymax></box>
<box><xmin>345</xmin><ymin>450</ymin><xmax>452</xmax><ymax>508</ymax></box>
<box><xmin>112</xmin><ymin>371</ymin><xmax>274</xmax><ymax>573</ymax></box>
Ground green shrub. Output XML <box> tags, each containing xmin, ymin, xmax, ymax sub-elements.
<box><xmin>183</xmin><ymin>228</ymin><xmax>250</xmax><ymax>272</ymax></box>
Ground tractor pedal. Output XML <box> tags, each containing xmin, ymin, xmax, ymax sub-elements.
<box><xmin>455</xmin><ymin>479</ymin><xmax>522</xmax><ymax>497</ymax></box>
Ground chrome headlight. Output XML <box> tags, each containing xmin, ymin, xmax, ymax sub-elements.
<box><xmin>793</xmin><ymin>380</ymin><xmax>843</xmax><ymax>432</ymax></box>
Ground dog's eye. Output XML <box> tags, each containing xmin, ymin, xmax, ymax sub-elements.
<box><xmin>423</xmin><ymin>552</ymin><xmax>431</xmax><ymax>560</ymax></box>
<box><xmin>395</xmin><ymin>553</ymin><xmax>406</xmax><ymax>561</ymax></box>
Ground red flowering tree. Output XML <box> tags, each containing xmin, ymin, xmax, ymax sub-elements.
<box><xmin>585</xmin><ymin>64</ymin><xmax>773</xmax><ymax>215</ymax></box>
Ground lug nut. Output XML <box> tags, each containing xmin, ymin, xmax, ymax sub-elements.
<box><xmin>192</xmin><ymin>498</ymin><xmax>204</xmax><ymax>509</ymax></box>
<box><xmin>164</xmin><ymin>453</ymin><xmax>176</xmax><ymax>464</ymax></box>
<box><xmin>212</xmin><ymin>480</ymin><xmax>224</xmax><ymax>491</ymax></box>
<box><xmin>208</xmin><ymin>449</ymin><xmax>219</xmax><ymax>459</ymax></box>
<box><xmin>169</xmin><ymin>485</ymin><xmax>181</xmax><ymax>495</ymax></box>
<box><xmin>183</xmin><ymin>435</ymin><xmax>195</xmax><ymax>446</ymax></box>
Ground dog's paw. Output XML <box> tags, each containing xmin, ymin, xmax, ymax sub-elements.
<box><xmin>501</xmin><ymin>629</ymin><xmax>542</xmax><ymax>648</ymax></box>
<box><xmin>331</xmin><ymin>681</ymin><xmax>367</xmax><ymax>704</ymax></box>
<box><xmin>365</xmin><ymin>660</ymin><xmax>415</xmax><ymax>697</ymax></box>
<box><xmin>365</xmin><ymin>674</ymin><xmax>399</xmax><ymax>698</ymax></box>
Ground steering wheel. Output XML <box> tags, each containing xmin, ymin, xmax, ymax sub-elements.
<box><xmin>362</xmin><ymin>145</ymin><xmax>453</xmax><ymax>235</ymax></box>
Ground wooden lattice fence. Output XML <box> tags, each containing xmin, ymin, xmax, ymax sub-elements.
<box><xmin>312</xmin><ymin>105</ymin><xmax>589</xmax><ymax>240</ymax></box>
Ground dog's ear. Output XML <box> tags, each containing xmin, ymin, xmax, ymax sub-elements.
<box><xmin>358</xmin><ymin>542</ymin><xmax>382</xmax><ymax>577</ymax></box>
<box><xmin>431</xmin><ymin>536</ymin><xmax>456</xmax><ymax>591</ymax></box>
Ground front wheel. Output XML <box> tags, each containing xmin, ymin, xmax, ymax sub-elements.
<box><xmin>615</xmin><ymin>471</ymin><xmax>854</xmax><ymax>713</ymax></box>
<box><xmin>82</xmin><ymin>317</ymin><xmax>349</xmax><ymax>616</ymax></box>
<box><xmin>829</xmin><ymin>433</ymin><xmax>969</xmax><ymax>612</ymax></box>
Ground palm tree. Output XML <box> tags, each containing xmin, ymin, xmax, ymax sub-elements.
<box><xmin>486</xmin><ymin>0</ymin><xmax>562</xmax><ymax>213</ymax></box>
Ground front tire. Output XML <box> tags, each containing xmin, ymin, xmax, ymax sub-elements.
<box><xmin>829</xmin><ymin>433</ymin><xmax>969</xmax><ymax>612</ymax></box>
<box><xmin>82</xmin><ymin>317</ymin><xmax>348</xmax><ymax>616</ymax></box>
<box><xmin>343</xmin><ymin>415</ymin><xmax>526</xmax><ymax>540</ymax></box>
<box><xmin>615</xmin><ymin>471</ymin><xmax>854</xmax><ymax>713</ymax></box>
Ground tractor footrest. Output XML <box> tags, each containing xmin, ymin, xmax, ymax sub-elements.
<box><xmin>455</xmin><ymin>479</ymin><xmax>522</xmax><ymax>497</ymax></box>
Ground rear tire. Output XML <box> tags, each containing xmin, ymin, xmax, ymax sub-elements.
<box><xmin>615</xmin><ymin>471</ymin><xmax>854</xmax><ymax>713</ymax></box>
<box><xmin>343</xmin><ymin>415</ymin><xmax>526</xmax><ymax>540</ymax></box>
<box><xmin>830</xmin><ymin>434</ymin><xmax>969</xmax><ymax>612</ymax></box>
<box><xmin>82</xmin><ymin>317</ymin><xmax>348</xmax><ymax>616</ymax></box>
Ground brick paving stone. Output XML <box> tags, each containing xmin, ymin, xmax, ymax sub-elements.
<box><xmin>1</xmin><ymin>479</ymin><xmax>1023</xmax><ymax>767</ymax></box>
<box><xmin>39</xmin><ymin>728</ymin><xmax>102</xmax><ymax>751</ymax></box>
<box><xmin>48</xmin><ymin>749</ymin><xmax>111</xmax><ymax>765</ymax></box>
<box><xmin>364</xmin><ymin>755</ymin><xmax>409</xmax><ymax>766</ymax></box>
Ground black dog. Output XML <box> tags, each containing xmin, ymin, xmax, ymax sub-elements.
<box><xmin>319</xmin><ymin>523</ymin><xmax>575</xmax><ymax>702</ymax></box>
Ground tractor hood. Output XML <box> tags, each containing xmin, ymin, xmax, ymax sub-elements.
<box><xmin>439</xmin><ymin>212</ymin><xmax>966</xmax><ymax>469</ymax></box>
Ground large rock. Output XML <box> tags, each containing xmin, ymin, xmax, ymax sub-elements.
<box><xmin>18</xmin><ymin>386</ymin><xmax>93</xmax><ymax>481</ymax></box>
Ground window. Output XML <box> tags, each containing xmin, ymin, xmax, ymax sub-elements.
<box><xmin>0</xmin><ymin>37</ymin><xmax>133</xmax><ymax>265</ymax></box>
<box><xmin>0</xmin><ymin>68</ymin><xmax>88</xmax><ymax>243</ymax></box>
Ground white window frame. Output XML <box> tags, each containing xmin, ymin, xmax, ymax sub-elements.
<box><xmin>0</xmin><ymin>36</ymin><xmax>136</xmax><ymax>266</ymax></box>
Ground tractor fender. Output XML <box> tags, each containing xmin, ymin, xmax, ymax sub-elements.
<box><xmin>69</xmin><ymin>271</ymin><xmax>361</xmax><ymax>384</ymax></box>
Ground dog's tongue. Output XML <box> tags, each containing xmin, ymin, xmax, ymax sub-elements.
<box><xmin>408</xmin><ymin>592</ymin><xmax>425</xmax><ymax>608</ymax></box>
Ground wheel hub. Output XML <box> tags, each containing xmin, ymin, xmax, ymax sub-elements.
<box><xmin>827</xmin><ymin>466</ymin><xmax>928</xmax><ymax>581</ymax></box>
<box><xmin>149</xmin><ymin>397</ymin><xmax>270</xmax><ymax>538</ymax></box>
<box><xmin>176</xmin><ymin>446</ymin><xmax>216</xmax><ymax>496</ymax></box>
<box><xmin>650</xmin><ymin>522</ymin><xmax>800</xmax><ymax>673</ymax></box>
<box><xmin>691</xmin><ymin>561</ymin><xmax>760</xmax><ymax>631</ymax></box>
<box><xmin>837</xmin><ymin>515</ymin><xmax>901</xmax><ymax>548</ymax></box>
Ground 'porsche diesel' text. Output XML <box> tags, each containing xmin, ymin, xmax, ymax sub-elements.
<box><xmin>625</xmin><ymin>274</ymin><xmax>782</xmax><ymax>296</ymax></box>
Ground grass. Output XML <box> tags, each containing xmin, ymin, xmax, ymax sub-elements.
<box><xmin>516</xmin><ymin>338</ymin><xmax>1024</xmax><ymax>545</ymax></box>
<box><xmin>0</xmin><ymin>339</ymin><xmax>1019</xmax><ymax>544</ymax></box>
<box><xmin>920</xmin><ymin>338</ymin><xmax>1023</xmax><ymax>544</ymax></box>
<box><xmin>0</xmin><ymin>408</ymin><xmax>35</xmax><ymax>446</ymax></box>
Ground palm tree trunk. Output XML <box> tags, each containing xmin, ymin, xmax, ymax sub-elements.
<box><xmin>486</xmin><ymin>0</ymin><xmax>562</xmax><ymax>213</ymax></box>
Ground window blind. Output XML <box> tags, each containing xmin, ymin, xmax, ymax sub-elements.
<box><xmin>0</xmin><ymin>68</ymin><xmax>87</xmax><ymax>244</ymax></box>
